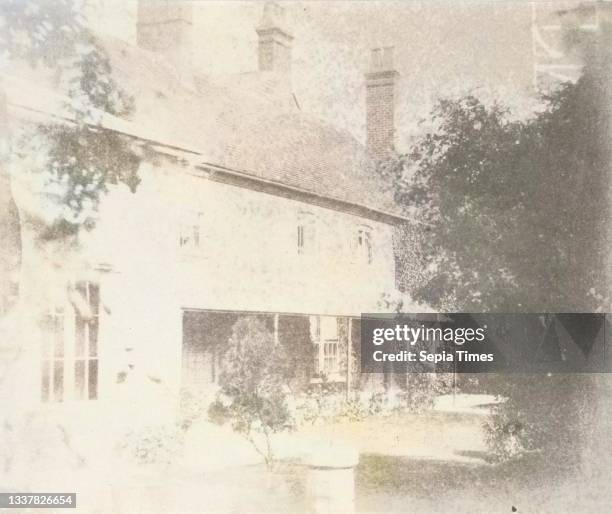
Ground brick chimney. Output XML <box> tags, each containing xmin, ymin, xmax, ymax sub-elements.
<box><xmin>137</xmin><ymin>0</ymin><xmax>193</xmax><ymax>75</ymax></box>
<box><xmin>365</xmin><ymin>47</ymin><xmax>399</xmax><ymax>161</ymax></box>
<box><xmin>256</xmin><ymin>2</ymin><xmax>293</xmax><ymax>73</ymax></box>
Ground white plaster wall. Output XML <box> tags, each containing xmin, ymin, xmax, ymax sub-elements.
<box><xmin>83</xmin><ymin>158</ymin><xmax>399</xmax><ymax>398</ymax></box>
<box><xmin>91</xmin><ymin>160</ymin><xmax>397</xmax><ymax>311</ymax></box>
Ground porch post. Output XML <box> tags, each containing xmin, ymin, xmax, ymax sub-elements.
<box><xmin>274</xmin><ymin>313</ymin><xmax>279</xmax><ymax>345</ymax></box>
<box><xmin>346</xmin><ymin>318</ymin><xmax>352</xmax><ymax>398</ymax></box>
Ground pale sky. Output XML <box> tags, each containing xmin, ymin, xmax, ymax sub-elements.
<box><xmin>86</xmin><ymin>1</ymin><xmax>583</xmax><ymax>150</ymax></box>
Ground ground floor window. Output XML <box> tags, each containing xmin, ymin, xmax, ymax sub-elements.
<box><xmin>41</xmin><ymin>307</ymin><xmax>65</xmax><ymax>402</ymax></box>
<box><xmin>41</xmin><ymin>282</ymin><xmax>100</xmax><ymax>402</ymax></box>
<box><xmin>74</xmin><ymin>282</ymin><xmax>99</xmax><ymax>400</ymax></box>
<box><xmin>310</xmin><ymin>315</ymin><xmax>343</xmax><ymax>376</ymax></box>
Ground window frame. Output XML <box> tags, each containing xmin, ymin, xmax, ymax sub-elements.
<box><xmin>40</xmin><ymin>281</ymin><xmax>101</xmax><ymax>404</ymax></box>
<box><xmin>297</xmin><ymin>211</ymin><xmax>316</xmax><ymax>256</ymax></box>
<box><xmin>41</xmin><ymin>306</ymin><xmax>66</xmax><ymax>403</ymax></box>
<box><xmin>310</xmin><ymin>315</ymin><xmax>342</xmax><ymax>378</ymax></box>
<box><xmin>74</xmin><ymin>282</ymin><xmax>100</xmax><ymax>401</ymax></box>
<box><xmin>355</xmin><ymin>225</ymin><xmax>374</xmax><ymax>265</ymax></box>
<box><xmin>179</xmin><ymin>210</ymin><xmax>205</xmax><ymax>253</ymax></box>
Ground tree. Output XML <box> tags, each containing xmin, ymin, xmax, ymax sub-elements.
<box><xmin>0</xmin><ymin>0</ymin><xmax>142</xmax><ymax>480</ymax></box>
<box><xmin>386</xmin><ymin>19</ymin><xmax>611</xmax><ymax>463</ymax></box>
<box><xmin>1</xmin><ymin>0</ymin><xmax>141</xmax><ymax>244</ymax></box>
<box><xmin>208</xmin><ymin>317</ymin><xmax>292</xmax><ymax>469</ymax></box>
<box><xmin>389</xmin><ymin>65</ymin><xmax>609</xmax><ymax>312</ymax></box>
<box><xmin>387</xmin><ymin>95</ymin><xmax>529</xmax><ymax>311</ymax></box>
<box><xmin>0</xmin><ymin>0</ymin><xmax>141</xmax><ymax>361</ymax></box>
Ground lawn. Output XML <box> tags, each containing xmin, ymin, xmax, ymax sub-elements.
<box><xmin>103</xmin><ymin>451</ymin><xmax>582</xmax><ymax>514</ymax></box>
<box><xmin>105</xmin><ymin>408</ymin><xmax>589</xmax><ymax>513</ymax></box>
<box><xmin>17</xmin><ymin>401</ymin><xmax>603</xmax><ymax>513</ymax></box>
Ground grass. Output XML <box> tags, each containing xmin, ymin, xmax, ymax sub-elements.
<box><xmin>356</xmin><ymin>450</ymin><xmax>582</xmax><ymax>513</ymax></box>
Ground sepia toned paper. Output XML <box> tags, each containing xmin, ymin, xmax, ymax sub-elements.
<box><xmin>1</xmin><ymin>1</ymin><xmax>612</xmax><ymax>513</ymax></box>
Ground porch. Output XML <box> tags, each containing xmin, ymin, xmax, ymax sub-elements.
<box><xmin>180</xmin><ymin>309</ymin><xmax>363</xmax><ymax>394</ymax></box>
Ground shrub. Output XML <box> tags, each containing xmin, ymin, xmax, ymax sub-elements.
<box><xmin>119</xmin><ymin>424</ymin><xmax>184</xmax><ymax>468</ymax></box>
<box><xmin>481</xmin><ymin>374</ymin><xmax>596</xmax><ymax>463</ymax></box>
<box><xmin>208</xmin><ymin>316</ymin><xmax>292</xmax><ymax>468</ymax></box>
<box><xmin>178</xmin><ymin>388</ymin><xmax>208</xmax><ymax>431</ymax></box>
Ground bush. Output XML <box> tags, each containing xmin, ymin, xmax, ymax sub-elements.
<box><xmin>119</xmin><ymin>424</ymin><xmax>184</xmax><ymax>468</ymax></box>
<box><xmin>402</xmin><ymin>373</ymin><xmax>453</xmax><ymax>412</ymax></box>
<box><xmin>178</xmin><ymin>388</ymin><xmax>208</xmax><ymax>431</ymax></box>
<box><xmin>481</xmin><ymin>374</ymin><xmax>596</xmax><ymax>463</ymax></box>
<box><xmin>483</xmin><ymin>406</ymin><xmax>531</xmax><ymax>462</ymax></box>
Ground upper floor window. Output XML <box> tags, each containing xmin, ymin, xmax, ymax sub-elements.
<box><xmin>355</xmin><ymin>226</ymin><xmax>373</xmax><ymax>264</ymax></box>
<box><xmin>297</xmin><ymin>211</ymin><xmax>316</xmax><ymax>255</ymax></box>
<box><xmin>179</xmin><ymin>211</ymin><xmax>204</xmax><ymax>251</ymax></box>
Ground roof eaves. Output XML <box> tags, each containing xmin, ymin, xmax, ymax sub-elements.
<box><xmin>194</xmin><ymin>161</ymin><xmax>409</xmax><ymax>225</ymax></box>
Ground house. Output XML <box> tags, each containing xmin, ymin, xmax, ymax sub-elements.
<box><xmin>2</xmin><ymin>1</ymin><xmax>414</xmax><ymax>424</ymax></box>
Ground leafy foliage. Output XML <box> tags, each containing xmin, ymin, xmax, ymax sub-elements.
<box><xmin>2</xmin><ymin>0</ymin><xmax>141</xmax><ymax>240</ymax></box>
<box><xmin>482</xmin><ymin>374</ymin><xmax>596</xmax><ymax>463</ymax></box>
<box><xmin>386</xmin><ymin>24</ymin><xmax>611</xmax><ymax>463</ymax></box>
<box><xmin>277</xmin><ymin>315</ymin><xmax>315</xmax><ymax>390</ymax></box>
<box><xmin>0</xmin><ymin>0</ymin><xmax>88</xmax><ymax>68</ymax></box>
<box><xmin>120</xmin><ymin>424</ymin><xmax>185</xmax><ymax>467</ymax></box>
<box><xmin>389</xmin><ymin>46</ymin><xmax>610</xmax><ymax>311</ymax></box>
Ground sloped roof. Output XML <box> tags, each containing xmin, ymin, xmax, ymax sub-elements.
<box><xmin>100</xmin><ymin>38</ymin><xmax>402</xmax><ymax>219</ymax></box>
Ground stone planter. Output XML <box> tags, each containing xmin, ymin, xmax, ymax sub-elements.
<box><xmin>304</xmin><ymin>445</ymin><xmax>359</xmax><ymax>514</ymax></box>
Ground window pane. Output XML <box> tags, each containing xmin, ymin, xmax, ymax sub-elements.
<box><xmin>75</xmin><ymin>318</ymin><xmax>85</xmax><ymax>358</ymax></box>
<box><xmin>89</xmin><ymin>320</ymin><xmax>98</xmax><ymax>357</ymax></box>
<box><xmin>88</xmin><ymin>360</ymin><xmax>98</xmax><ymax>400</ymax></box>
<box><xmin>75</xmin><ymin>360</ymin><xmax>85</xmax><ymax>400</ymax></box>
<box><xmin>365</xmin><ymin>234</ymin><xmax>373</xmax><ymax>263</ymax></box>
<box><xmin>179</xmin><ymin>231</ymin><xmax>188</xmax><ymax>247</ymax></box>
<box><xmin>309</xmin><ymin>316</ymin><xmax>320</xmax><ymax>341</ymax></box>
<box><xmin>53</xmin><ymin>361</ymin><xmax>64</xmax><ymax>402</ymax></box>
<box><xmin>179</xmin><ymin>213</ymin><xmax>203</xmax><ymax>249</ymax></box>
<box><xmin>297</xmin><ymin>225</ymin><xmax>304</xmax><ymax>253</ymax></box>
<box><xmin>297</xmin><ymin>213</ymin><xmax>315</xmax><ymax>254</ymax></box>
<box><xmin>323</xmin><ymin>341</ymin><xmax>339</xmax><ymax>373</ymax></box>
<box><xmin>190</xmin><ymin>226</ymin><xmax>198</xmax><ymax>248</ymax></box>
<box><xmin>76</xmin><ymin>282</ymin><xmax>87</xmax><ymax>299</ymax></box>
<box><xmin>41</xmin><ymin>361</ymin><xmax>50</xmax><ymax>402</ymax></box>
<box><xmin>89</xmin><ymin>284</ymin><xmax>100</xmax><ymax>315</ymax></box>
<box><xmin>53</xmin><ymin>319</ymin><xmax>64</xmax><ymax>358</ymax></box>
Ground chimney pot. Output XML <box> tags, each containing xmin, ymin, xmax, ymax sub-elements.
<box><xmin>137</xmin><ymin>0</ymin><xmax>194</xmax><ymax>76</ymax></box>
<box><xmin>256</xmin><ymin>2</ymin><xmax>293</xmax><ymax>73</ymax></box>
